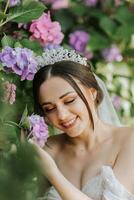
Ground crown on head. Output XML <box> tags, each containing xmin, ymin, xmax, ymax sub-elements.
<box><xmin>36</xmin><ymin>47</ymin><xmax>87</xmax><ymax>67</ymax></box>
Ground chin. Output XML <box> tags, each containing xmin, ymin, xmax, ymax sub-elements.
<box><xmin>66</xmin><ymin>128</ymin><xmax>84</xmax><ymax>138</ymax></box>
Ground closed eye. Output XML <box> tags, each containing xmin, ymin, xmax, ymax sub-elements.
<box><xmin>44</xmin><ymin>107</ymin><xmax>56</xmax><ymax>113</ymax></box>
<box><xmin>64</xmin><ymin>98</ymin><xmax>76</xmax><ymax>104</ymax></box>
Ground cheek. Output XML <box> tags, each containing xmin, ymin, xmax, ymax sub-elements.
<box><xmin>46</xmin><ymin>113</ymin><xmax>58</xmax><ymax>125</ymax></box>
<box><xmin>74</xmin><ymin>99</ymin><xmax>90</xmax><ymax>117</ymax></box>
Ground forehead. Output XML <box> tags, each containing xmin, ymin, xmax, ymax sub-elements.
<box><xmin>39</xmin><ymin>77</ymin><xmax>77</xmax><ymax>102</ymax></box>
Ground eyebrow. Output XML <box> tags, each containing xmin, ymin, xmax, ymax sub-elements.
<box><xmin>41</xmin><ymin>91</ymin><xmax>76</xmax><ymax>106</ymax></box>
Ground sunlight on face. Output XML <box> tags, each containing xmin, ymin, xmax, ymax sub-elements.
<box><xmin>39</xmin><ymin>76</ymin><xmax>93</xmax><ymax>137</ymax></box>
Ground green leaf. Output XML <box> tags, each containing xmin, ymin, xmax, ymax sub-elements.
<box><xmin>123</xmin><ymin>49</ymin><xmax>134</xmax><ymax>57</ymax></box>
<box><xmin>14</xmin><ymin>41</ymin><xmax>23</xmax><ymax>48</ymax></box>
<box><xmin>99</xmin><ymin>17</ymin><xmax>117</xmax><ymax>38</ymax></box>
<box><xmin>54</xmin><ymin>10</ymin><xmax>75</xmax><ymax>32</ymax></box>
<box><xmin>7</xmin><ymin>1</ymin><xmax>46</xmax><ymax>23</ymax></box>
<box><xmin>19</xmin><ymin>105</ymin><xmax>28</xmax><ymax>126</ymax></box>
<box><xmin>87</xmin><ymin>8</ymin><xmax>106</xmax><ymax>19</ymax></box>
<box><xmin>1</xmin><ymin>35</ymin><xmax>15</xmax><ymax>47</ymax></box>
<box><xmin>115</xmin><ymin>23</ymin><xmax>134</xmax><ymax>39</ymax></box>
<box><xmin>88</xmin><ymin>31</ymin><xmax>110</xmax><ymax>51</ymax></box>
<box><xmin>114</xmin><ymin>6</ymin><xmax>134</xmax><ymax>25</ymax></box>
<box><xmin>0</xmin><ymin>12</ymin><xmax>6</xmax><ymax>21</ymax></box>
<box><xmin>70</xmin><ymin>4</ymin><xmax>88</xmax><ymax>16</ymax></box>
<box><xmin>20</xmin><ymin>39</ymin><xmax>43</xmax><ymax>54</ymax></box>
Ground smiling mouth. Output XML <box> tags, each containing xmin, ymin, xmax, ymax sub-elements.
<box><xmin>61</xmin><ymin>117</ymin><xmax>78</xmax><ymax>129</ymax></box>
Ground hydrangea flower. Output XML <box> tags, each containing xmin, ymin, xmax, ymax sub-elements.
<box><xmin>101</xmin><ymin>45</ymin><xmax>123</xmax><ymax>62</ymax></box>
<box><xmin>52</xmin><ymin>0</ymin><xmax>69</xmax><ymax>10</ymax></box>
<box><xmin>29</xmin><ymin>11</ymin><xmax>64</xmax><ymax>47</ymax></box>
<box><xmin>2</xmin><ymin>81</ymin><xmax>16</xmax><ymax>105</ymax></box>
<box><xmin>0</xmin><ymin>46</ymin><xmax>38</xmax><ymax>81</ymax></box>
<box><xmin>69</xmin><ymin>30</ymin><xmax>89</xmax><ymax>53</ymax></box>
<box><xmin>28</xmin><ymin>114</ymin><xmax>49</xmax><ymax>148</ymax></box>
<box><xmin>84</xmin><ymin>0</ymin><xmax>98</xmax><ymax>7</ymax></box>
<box><xmin>0</xmin><ymin>46</ymin><xmax>16</xmax><ymax>69</ymax></box>
<box><xmin>18</xmin><ymin>23</ymin><xmax>29</xmax><ymax>29</ymax></box>
<box><xmin>9</xmin><ymin>0</ymin><xmax>20</xmax><ymax>7</ymax></box>
<box><xmin>114</xmin><ymin>0</ymin><xmax>122</xmax><ymax>6</ymax></box>
<box><xmin>41</xmin><ymin>0</ymin><xmax>69</xmax><ymax>10</ymax></box>
<box><xmin>44</xmin><ymin>44</ymin><xmax>60</xmax><ymax>50</ymax></box>
<box><xmin>112</xmin><ymin>95</ymin><xmax>121</xmax><ymax>110</ymax></box>
<box><xmin>83</xmin><ymin>50</ymin><xmax>93</xmax><ymax>60</ymax></box>
<box><xmin>14</xmin><ymin>47</ymin><xmax>38</xmax><ymax>80</ymax></box>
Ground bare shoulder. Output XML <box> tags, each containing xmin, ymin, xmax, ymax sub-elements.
<box><xmin>118</xmin><ymin>126</ymin><xmax>134</xmax><ymax>153</ymax></box>
<box><xmin>112</xmin><ymin>126</ymin><xmax>134</xmax><ymax>147</ymax></box>
<box><xmin>43</xmin><ymin>133</ymin><xmax>66</xmax><ymax>160</ymax></box>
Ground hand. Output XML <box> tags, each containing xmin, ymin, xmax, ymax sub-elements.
<box><xmin>28</xmin><ymin>139</ymin><xmax>58</xmax><ymax>181</ymax></box>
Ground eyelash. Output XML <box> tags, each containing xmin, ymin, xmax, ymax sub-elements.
<box><xmin>65</xmin><ymin>98</ymin><xmax>76</xmax><ymax>104</ymax></box>
<box><xmin>44</xmin><ymin>98</ymin><xmax>76</xmax><ymax>113</ymax></box>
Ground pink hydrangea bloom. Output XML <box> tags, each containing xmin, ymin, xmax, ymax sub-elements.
<box><xmin>114</xmin><ymin>0</ymin><xmax>122</xmax><ymax>6</ymax></box>
<box><xmin>2</xmin><ymin>81</ymin><xmax>16</xmax><ymax>105</ymax></box>
<box><xmin>29</xmin><ymin>12</ymin><xmax>64</xmax><ymax>46</ymax></box>
<box><xmin>83</xmin><ymin>50</ymin><xmax>93</xmax><ymax>60</ymax></box>
<box><xmin>51</xmin><ymin>0</ymin><xmax>69</xmax><ymax>10</ymax></box>
<box><xmin>101</xmin><ymin>45</ymin><xmax>123</xmax><ymax>62</ymax></box>
<box><xmin>28</xmin><ymin>114</ymin><xmax>49</xmax><ymax>148</ymax></box>
<box><xmin>41</xmin><ymin>0</ymin><xmax>69</xmax><ymax>10</ymax></box>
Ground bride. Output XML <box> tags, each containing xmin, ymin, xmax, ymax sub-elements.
<box><xmin>31</xmin><ymin>47</ymin><xmax>134</xmax><ymax>200</ymax></box>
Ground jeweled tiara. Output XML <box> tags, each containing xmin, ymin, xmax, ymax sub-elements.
<box><xmin>36</xmin><ymin>47</ymin><xmax>87</xmax><ymax>67</ymax></box>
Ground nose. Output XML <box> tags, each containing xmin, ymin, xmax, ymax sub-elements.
<box><xmin>57</xmin><ymin>105</ymin><xmax>70</xmax><ymax>121</ymax></box>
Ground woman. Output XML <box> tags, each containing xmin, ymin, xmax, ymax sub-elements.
<box><xmin>32</xmin><ymin>48</ymin><xmax>134</xmax><ymax>200</ymax></box>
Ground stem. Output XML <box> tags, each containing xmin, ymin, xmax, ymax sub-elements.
<box><xmin>0</xmin><ymin>19</ymin><xmax>9</xmax><ymax>27</ymax></box>
<box><xmin>27</xmin><ymin>131</ymin><xmax>33</xmax><ymax>139</ymax></box>
<box><xmin>4</xmin><ymin>0</ymin><xmax>10</xmax><ymax>15</ymax></box>
<box><xmin>0</xmin><ymin>0</ymin><xmax>10</xmax><ymax>27</ymax></box>
<box><xmin>5</xmin><ymin>120</ymin><xmax>21</xmax><ymax>128</ymax></box>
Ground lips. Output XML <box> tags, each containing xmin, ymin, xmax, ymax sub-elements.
<box><xmin>61</xmin><ymin>117</ymin><xmax>77</xmax><ymax>129</ymax></box>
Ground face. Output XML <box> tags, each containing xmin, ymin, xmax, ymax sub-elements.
<box><xmin>39</xmin><ymin>76</ymin><xmax>94</xmax><ymax>138</ymax></box>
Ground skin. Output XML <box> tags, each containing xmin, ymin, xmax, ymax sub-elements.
<box><xmin>33</xmin><ymin>76</ymin><xmax>134</xmax><ymax>200</ymax></box>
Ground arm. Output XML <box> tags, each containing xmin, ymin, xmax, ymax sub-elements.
<box><xmin>50</xmin><ymin>166</ymin><xmax>91</xmax><ymax>200</ymax></box>
<box><xmin>29</xmin><ymin>140</ymin><xmax>93</xmax><ymax>200</ymax></box>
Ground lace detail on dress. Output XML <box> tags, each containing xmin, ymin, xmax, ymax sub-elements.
<box><xmin>102</xmin><ymin>166</ymin><xmax>134</xmax><ymax>200</ymax></box>
<box><xmin>40</xmin><ymin>166</ymin><xmax>134</xmax><ymax>200</ymax></box>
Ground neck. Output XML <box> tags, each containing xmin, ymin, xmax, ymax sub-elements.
<box><xmin>65</xmin><ymin>119</ymin><xmax>112</xmax><ymax>152</ymax></box>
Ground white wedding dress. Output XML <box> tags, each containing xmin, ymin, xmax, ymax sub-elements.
<box><xmin>41</xmin><ymin>165</ymin><xmax>134</xmax><ymax>200</ymax></box>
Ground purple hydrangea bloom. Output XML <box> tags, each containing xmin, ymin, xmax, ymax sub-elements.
<box><xmin>14</xmin><ymin>47</ymin><xmax>38</xmax><ymax>80</ymax></box>
<box><xmin>84</xmin><ymin>0</ymin><xmax>98</xmax><ymax>7</ymax></box>
<box><xmin>0</xmin><ymin>46</ymin><xmax>38</xmax><ymax>81</ymax></box>
<box><xmin>0</xmin><ymin>46</ymin><xmax>16</xmax><ymax>70</ymax></box>
<box><xmin>112</xmin><ymin>95</ymin><xmax>121</xmax><ymax>110</ymax></box>
<box><xmin>44</xmin><ymin>44</ymin><xmax>60</xmax><ymax>50</ymax></box>
<box><xmin>28</xmin><ymin>114</ymin><xmax>49</xmax><ymax>148</ymax></box>
<box><xmin>101</xmin><ymin>45</ymin><xmax>123</xmax><ymax>62</ymax></box>
<box><xmin>69</xmin><ymin>30</ymin><xmax>89</xmax><ymax>53</ymax></box>
<box><xmin>9</xmin><ymin>0</ymin><xmax>20</xmax><ymax>7</ymax></box>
